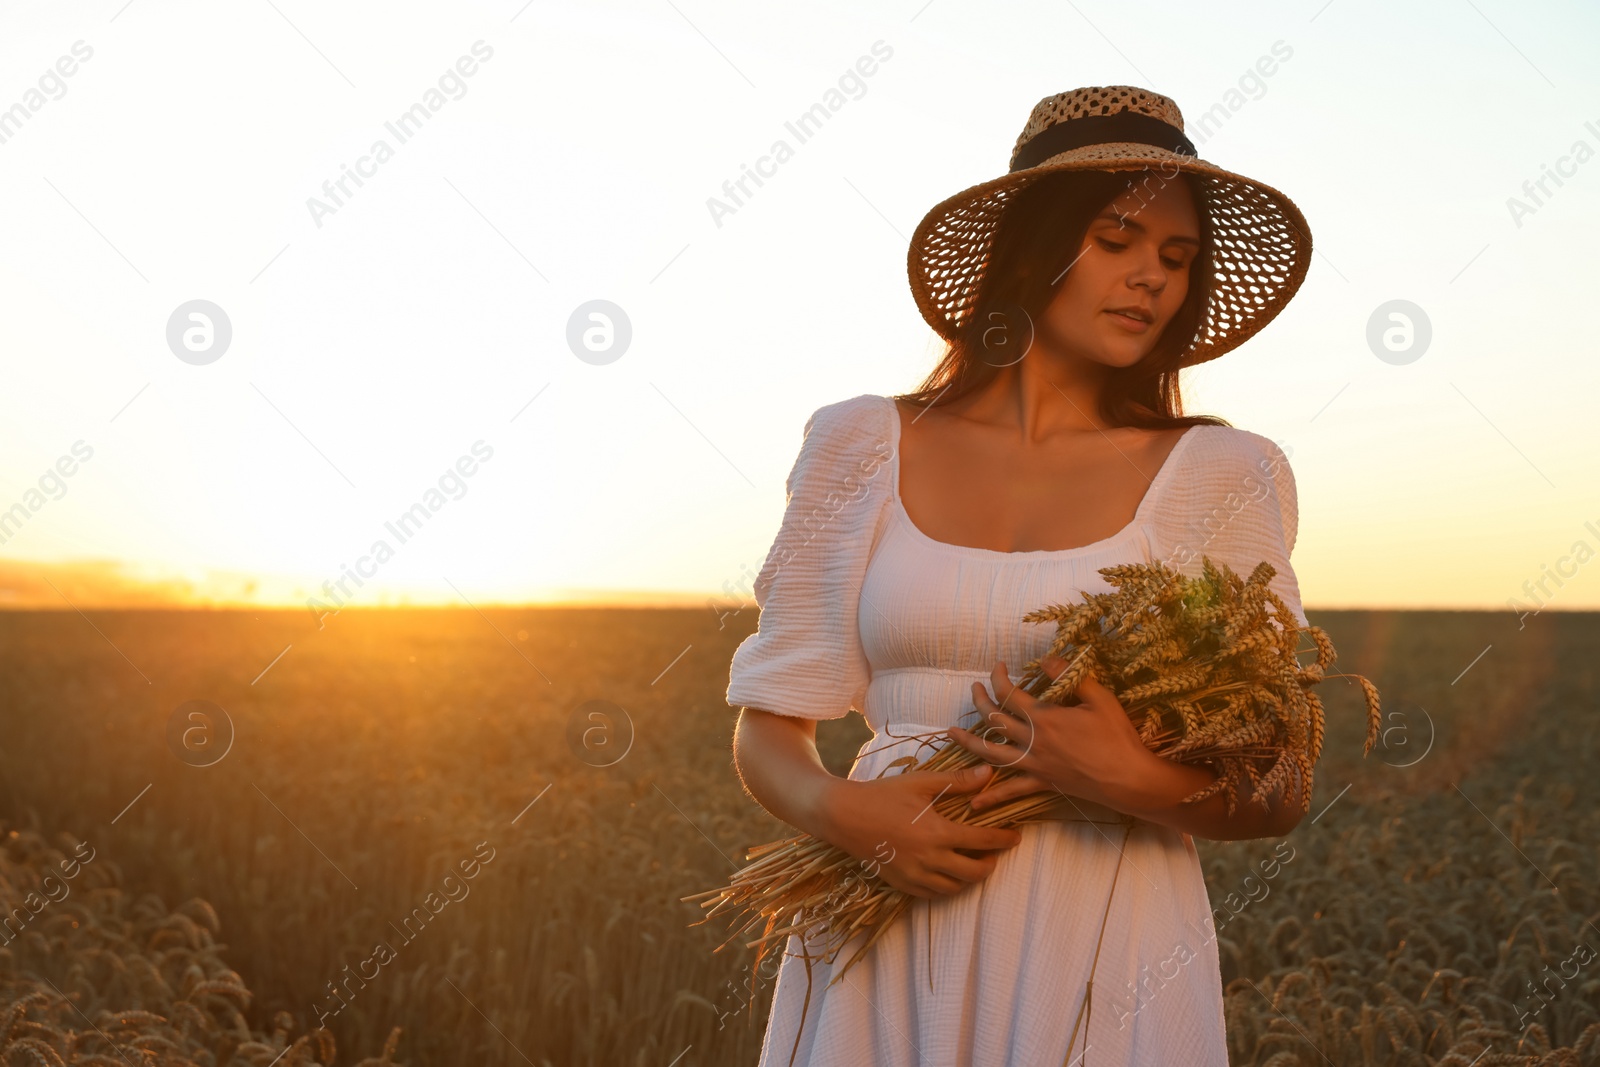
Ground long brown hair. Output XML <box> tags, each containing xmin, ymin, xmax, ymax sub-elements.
<box><xmin>897</xmin><ymin>168</ymin><xmax>1231</xmax><ymax>431</ymax></box>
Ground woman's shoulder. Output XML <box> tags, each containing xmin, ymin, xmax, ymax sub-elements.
<box><xmin>1174</xmin><ymin>424</ymin><xmax>1295</xmax><ymax>492</ymax></box>
<box><xmin>1155</xmin><ymin>422</ymin><xmax>1300</xmax><ymax>551</ymax></box>
<box><xmin>782</xmin><ymin>393</ymin><xmax>897</xmax><ymax>495</ymax></box>
<box><xmin>792</xmin><ymin>393</ymin><xmax>896</xmax><ymax>464</ymax></box>
<box><xmin>803</xmin><ymin>392</ymin><xmax>893</xmax><ymax>438</ymax></box>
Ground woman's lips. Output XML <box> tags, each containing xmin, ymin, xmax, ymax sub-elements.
<box><xmin>1105</xmin><ymin>310</ymin><xmax>1151</xmax><ymax>333</ymax></box>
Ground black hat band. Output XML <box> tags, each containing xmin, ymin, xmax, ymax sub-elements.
<box><xmin>1010</xmin><ymin>111</ymin><xmax>1197</xmax><ymax>173</ymax></box>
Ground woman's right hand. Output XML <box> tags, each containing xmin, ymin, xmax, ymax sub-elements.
<box><xmin>820</xmin><ymin>765</ymin><xmax>1024</xmax><ymax>900</ymax></box>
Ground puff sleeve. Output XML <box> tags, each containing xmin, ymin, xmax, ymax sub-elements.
<box><xmin>725</xmin><ymin>395</ymin><xmax>894</xmax><ymax>720</ymax></box>
<box><xmin>1151</xmin><ymin>427</ymin><xmax>1308</xmax><ymax>631</ymax></box>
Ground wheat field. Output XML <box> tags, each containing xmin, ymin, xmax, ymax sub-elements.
<box><xmin>0</xmin><ymin>606</ymin><xmax>1595</xmax><ymax>1065</ymax></box>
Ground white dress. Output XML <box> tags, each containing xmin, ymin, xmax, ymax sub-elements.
<box><xmin>725</xmin><ymin>393</ymin><xmax>1308</xmax><ymax>1067</ymax></box>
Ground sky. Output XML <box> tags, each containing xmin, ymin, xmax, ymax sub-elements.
<box><xmin>0</xmin><ymin>0</ymin><xmax>1596</xmax><ymax>615</ymax></box>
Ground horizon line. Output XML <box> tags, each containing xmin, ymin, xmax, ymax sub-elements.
<box><xmin>0</xmin><ymin>601</ymin><xmax>1585</xmax><ymax>614</ymax></box>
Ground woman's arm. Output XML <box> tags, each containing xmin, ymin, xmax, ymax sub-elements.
<box><xmin>732</xmin><ymin>707</ymin><xmax>1025</xmax><ymax>899</ymax></box>
<box><xmin>957</xmin><ymin>664</ymin><xmax>1306</xmax><ymax>843</ymax></box>
<box><xmin>730</xmin><ymin>708</ymin><xmax>841</xmax><ymax>841</ymax></box>
<box><xmin>1100</xmin><ymin>746</ymin><xmax>1305</xmax><ymax>841</ymax></box>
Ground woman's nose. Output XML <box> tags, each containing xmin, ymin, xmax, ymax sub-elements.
<box><xmin>1129</xmin><ymin>250</ymin><xmax>1165</xmax><ymax>291</ymax></box>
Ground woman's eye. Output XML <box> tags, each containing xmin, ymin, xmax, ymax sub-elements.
<box><xmin>1097</xmin><ymin>238</ymin><xmax>1127</xmax><ymax>252</ymax></box>
<box><xmin>1162</xmin><ymin>257</ymin><xmax>1184</xmax><ymax>270</ymax></box>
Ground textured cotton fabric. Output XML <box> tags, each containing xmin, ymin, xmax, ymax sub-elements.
<box><xmin>725</xmin><ymin>393</ymin><xmax>1307</xmax><ymax>1067</ymax></box>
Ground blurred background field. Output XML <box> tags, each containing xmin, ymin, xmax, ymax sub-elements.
<box><xmin>0</xmin><ymin>606</ymin><xmax>1595</xmax><ymax>1066</ymax></box>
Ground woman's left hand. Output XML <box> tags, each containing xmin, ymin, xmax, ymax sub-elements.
<box><xmin>946</xmin><ymin>654</ymin><xmax>1151</xmax><ymax>812</ymax></box>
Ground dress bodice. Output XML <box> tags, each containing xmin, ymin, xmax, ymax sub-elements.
<box><xmin>858</xmin><ymin>393</ymin><xmax>1208</xmax><ymax>734</ymax></box>
<box><xmin>726</xmin><ymin>392</ymin><xmax>1306</xmax><ymax>733</ymax></box>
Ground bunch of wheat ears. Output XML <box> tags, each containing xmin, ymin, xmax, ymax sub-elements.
<box><xmin>686</xmin><ymin>556</ymin><xmax>1382</xmax><ymax>1004</ymax></box>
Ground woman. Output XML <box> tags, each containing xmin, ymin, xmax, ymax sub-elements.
<box><xmin>725</xmin><ymin>86</ymin><xmax>1313</xmax><ymax>1067</ymax></box>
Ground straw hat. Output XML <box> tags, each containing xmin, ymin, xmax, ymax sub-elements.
<box><xmin>906</xmin><ymin>85</ymin><xmax>1312</xmax><ymax>368</ymax></box>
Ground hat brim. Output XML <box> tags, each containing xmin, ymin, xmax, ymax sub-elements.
<box><xmin>906</xmin><ymin>144</ymin><xmax>1313</xmax><ymax>368</ymax></box>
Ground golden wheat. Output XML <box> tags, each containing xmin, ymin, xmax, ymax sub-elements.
<box><xmin>0</xmin><ymin>826</ymin><xmax>397</xmax><ymax>1067</ymax></box>
<box><xmin>0</xmin><ymin>606</ymin><xmax>1594</xmax><ymax>1064</ymax></box>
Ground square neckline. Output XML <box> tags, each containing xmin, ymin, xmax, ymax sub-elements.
<box><xmin>883</xmin><ymin>394</ymin><xmax>1203</xmax><ymax>559</ymax></box>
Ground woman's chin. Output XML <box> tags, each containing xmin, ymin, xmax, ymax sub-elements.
<box><xmin>1028</xmin><ymin>332</ymin><xmax>1155</xmax><ymax>371</ymax></box>
<box><xmin>1092</xmin><ymin>341</ymin><xmax>1155</xmax><ymax>369</ymax></box>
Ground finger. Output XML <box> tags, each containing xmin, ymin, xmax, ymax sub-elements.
<box><xmin>945</xmin><ymin>726</ymin><xmax>991</xmax><ymax>765</ymax></box>
<box><xmin>911</xmin><ymin>867</ymin><xmax>965</xmax><ymax>897</ymax></box>
<box><xmin>987</xmin><ymin>665</ymin><xmax>1038</xmax><ymax>727</ymax></box>
<box><xmin>974</xmin><ymin>723</ymin><xmax>1035</xmax><ymax>772</ymax></box>
<box><xmin>964</xmin><ymin>775</ymin><xmax>1023</xmax><ymax>809</ymax></box>
<box><xmin>969</xmin><ymin>678</ymin><xmax>1013</xmax><ymax>720</ymax></box>
<box><xmin>968</xmin><ymin>774</ymin><xmax>1051</xmax><ymax>810</ymax></box>
<box><xmin>959</xmin><ymin>696</ymin><xmax>1017</xmax><ymax>748</ymax></box>
<box><xmin>950</xmin><ymin>716</ymin><xmax>995</xmax><ymax>748</ymax></box>
<box><xmin>942</xmin><ymin>763</ymin><xmax>998</xmax><ymax>794</ymax></box>
<box><xmin>1075</xmin><ymin>672</ymin><xmax>1120</xmax><ymax>709</ymax></box>
<box><xmin>954</xmin><ymin>721</ymin><xmax>1027</xmax><ymax>772</ymax></box>
<box><xmin>972</xmin><ymin>680</ymin><xmax>1037</xmax><ymax>754</ymax></box>
<box><xmin>975</xmin><ymin>680</ymin><xmax>1029</xmax><ymax>730</ymax></box>
<box><xmin>954</xmin><ymin>824</ymin><xmax>1024</xmax><ymax>851</ymax></box>
<box><xmin>925</xmin><ymin>848</ymin><xmax>1000</xmax><ymax>885</ymax></box>
<box><xmin>989</xmin><ymin>660</ymin><xmax>1024</xmax><ymax>710</ymax></box>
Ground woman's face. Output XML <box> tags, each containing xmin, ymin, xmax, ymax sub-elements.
<box><xmin>1036</xmin><ymin>174</ymin><xmax>1202</xmax><ymax>370</ymax></box>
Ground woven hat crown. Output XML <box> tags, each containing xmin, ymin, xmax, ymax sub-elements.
<box><xmin>1010</xmin><ymin>87</ymin><xmax>1186</xmax><ymax>170</ymax></box>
